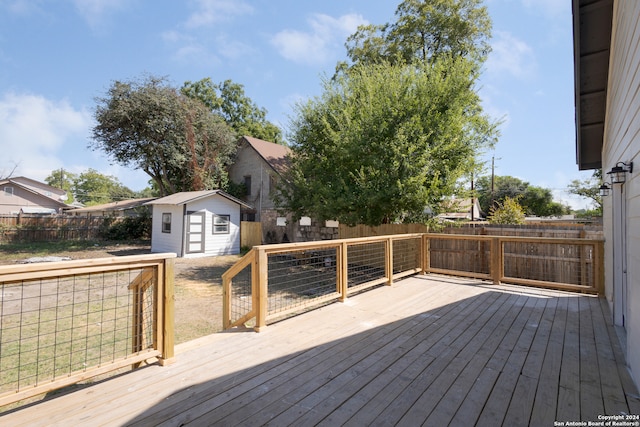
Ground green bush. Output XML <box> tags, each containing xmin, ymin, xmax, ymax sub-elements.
<box><xmin>488</xmin><ymin>196</ymin><xmax>526</xmax><ymax>225</ymax></box>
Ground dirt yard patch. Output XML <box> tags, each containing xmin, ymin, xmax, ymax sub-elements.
<box><xmin>0</xmin><ymin>242</ymin><xmax>240</xmax><ymax>344</ymax></box>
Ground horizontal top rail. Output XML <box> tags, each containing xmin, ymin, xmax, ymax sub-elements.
<box><xmin>253</xmin><ymin>233</ymin><xmax>426</xmax><ymax>255</ymax></box>
<box><xmin>0</xmin><ymin>253</ymin><xmax>176</xmax><ymax>282</ymax></box>
<box><xmin>423</xmin><ymin>233</ymin><xmax>604</xmax><ymax>244</ymax></box>
<box><xmin>221</xmin><ymin>248</ymin><xmax>256</xmax><ymax>281</ymax></box>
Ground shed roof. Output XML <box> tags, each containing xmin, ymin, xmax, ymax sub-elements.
<box><xmin>70</xmin><ymin>198</ymin><xmax>156</xmax><ymax>213</ymax></box>
<box><xmin>241</xmin><ymin>136</ymin><xmax>291</xmax><ymax>176</ymax></box>
<box><xmin>146</xmin><ymin>190</ymin><xmax>252</xmax><ymax>208</ymax></box>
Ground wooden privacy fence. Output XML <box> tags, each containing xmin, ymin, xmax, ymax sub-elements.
<box><xmin>222</xmin><ymin>233</ymin><xmax>604</xmax><ymax>331</ymax></box>
<box><xmin>0</xmin><ymin>253</ymin><xmax>176</xmax><ymax>407</ymax></box>
<box><xmin>0</xmin><ymin>215</ymin><xmax>109</xmax><ymax>242</ymax></box>
<box><xmin>240</xmin><ymin>221</ymin><xmax>262</xmax><ymax>248</ymax></box>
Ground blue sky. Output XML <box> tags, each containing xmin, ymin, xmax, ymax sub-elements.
<box><xmin>0</xmin><ymin>0</ymin><xmax>594</xmax><ymax>209</ymax></box>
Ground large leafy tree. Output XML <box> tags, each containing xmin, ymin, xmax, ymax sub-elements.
<box><xmin>181</xmin><ymin>78</ymin><xmax>283</xmax><ymax>143</ymax></box>
<box><xmin>46</xmin><ymin>168</ymin><xmax>135</xmax><ymax>205</ymax></box>
<box><xmin>91</xmin><ymin>75</ymin><xmax>237</xmax><ymax>196</ymax></box>
<box><xmin>567</xmin><ymin>170</ymin><xmax>603</xmax><ymax>215</ymax></box>
<box><xmin>341</xmin><ymin>0</ymin><xmax>491</xmax><ymax>70</ymax></box>
<box><xmin>73</xmin><ymin>169</ymin><xmax>134</xmax><ymax>206</ymax></box>
<box><xmin>278</xmin><ymin>0</ymin><xmax>496</xmax><ymax>226</ymax></box>
<box><xmin>278</xmin><ymin>59</ymin><xmax>498</xmax><ymax>226</ymax></box>
<box><xmin>45</xmin><ymin>168</ymin><xmax>77</xmax><ymax>204</ymax></box>
<box><xmin>476</xmin><ymin>175</ymin><xmax>569</xmax><ymax>217</ymax></box>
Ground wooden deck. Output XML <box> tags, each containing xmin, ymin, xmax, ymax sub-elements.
<box><xmin>2</xmin><ymin>274</ymin><xmax>639</xmax><ymax>426</ymax></box>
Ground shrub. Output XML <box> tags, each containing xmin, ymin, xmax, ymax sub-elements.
<box><xmin>488</xmin><ymin>196</ymin><xmax>526</xmax><ymax>225</ymax></box>
<box><xmin>99</xmin><ymin>213</ymin><xmax>151</xmax><ymax>240</ymax></box>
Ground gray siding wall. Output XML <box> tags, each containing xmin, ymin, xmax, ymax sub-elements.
<box><xmin>603</xmin><ymin>0</ymin><xmax>640</xmax><ymax>384</ymax></box>
<box><xmin>228</xmin><ymin>142</ymin><xmax>278</xmax><ymax>214</ymax></box>
<box><xmin>150</xmin><ymin>204</ymin><xmax>184</xmax><ymax>256</ymax></box>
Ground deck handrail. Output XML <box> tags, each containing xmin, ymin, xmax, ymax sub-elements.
<box><xmin>0</xmin><ymin>253</ymin><xmax>176</xmax><ymax>407</ymax></box>
<box><xmin>223</xmin><ymin>233</ymin><xmax>604</xmax><ymax>331</ymax></box>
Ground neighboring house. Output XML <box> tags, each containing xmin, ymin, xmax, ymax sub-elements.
<box><xmin>573</xmin><ymin>0</ymin><xmax>640</xmax><ymax>386</ymax></box>
<box><xmin>228</xmin><ymin>136</ymin><xmax>293</xmax><ymax>243</ymax></box>
<box><xmin>437</xmin><ymin>198</ymin><xmax>484</xmax><ymax>221</ymax></box>
<box><xmin>0</xmin><ymin>176</ymin><xmax>70</xmax><ymax>215</ymax></box>
<box><xmin>145</xmin><ymin>190</ymin><xmax>251</xmax><ymax>258</ymax></box>
<box><xmin>69</xmin><ymin>198</ymin><xmax>156</xmax><ymax>217</ymax></box>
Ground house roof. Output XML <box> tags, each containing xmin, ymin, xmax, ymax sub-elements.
<box><xmin>0</xmin><ymin>177</ymin><xmax>70</xmax><ymax>209</ymax></box>
<box><xmin>573</xmin><ymin>0</ymin><xmax>614</xmax><ymax>170</ymax></box>
<box><xmin>70</xmin><ymin>198</ymin><xmax>157</xmax><ymax>213</ymax></box>
<box><xmin>0</xmin><ymin>176</ymin><xmax>68</xmax><ymax>202</ymax></box>
<box><xmin>146</xmin><ymin>190</ymin><xmax>253</xmax><ymax>209</ymax></box>
<box><xmin>241</xmin><ymin>136</ymin><xmax>291</xmax><ymax>176</ymax></box>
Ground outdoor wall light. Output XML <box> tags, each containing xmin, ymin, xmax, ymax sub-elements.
<box><xmin>599</xmin><ymin>183</ymin><xmax>611</xmax><ymax>197</ymax></box>
<box><xmin>607</xmin><ymin>161</ymin><xmax>634</xmax><ymax>184</ymax></box>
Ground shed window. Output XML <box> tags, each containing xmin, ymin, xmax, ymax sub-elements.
<box><xmin>4</xmin><ymin>187</ymin><xmax>13</xmax><ymax>196</ymax></box>
<box><xmin>162</xmin><ymin>213</ymin><xmax>172</xmax><ymax>233</ymax></box>
<box><xmin>213</xmin><ymin>214</ymin><xmax>230</xmax><ymax>234</ymax></box>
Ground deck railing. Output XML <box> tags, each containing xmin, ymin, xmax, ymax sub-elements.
<box><xmin>223</xmin><ymin>233</ymin><xmax>604</xmax><ymax>331</ymax></box>
<box><xmin>0</xmin><ymin>253</ymin><xmax>176</xmax><ymax>407</ymax></box>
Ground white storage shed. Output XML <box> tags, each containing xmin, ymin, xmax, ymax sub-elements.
<box><xmin>146</xmin><ymin>190</ymin><xmax>252</xmax><ymax>258</ymax></box>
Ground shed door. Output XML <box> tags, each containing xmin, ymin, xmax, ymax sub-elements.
<box><xmin>186</xmin><ymin>212</ymin><xmax>205</xmax><ymax>254</ymax></box>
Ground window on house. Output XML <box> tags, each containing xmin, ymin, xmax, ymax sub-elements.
<box><xmin>162</xmin><ymin>213</ymin><xmax>172</xmax><ymax>233</ymax></box>
<box><xmin>244</xmin><ymin>175</ymin><xmax>252</xmax><ymax>196</ymax></box>
<box><xmin>213</xmin><ymin>214</ymin><xmax>230</xmax><ymax>234</ymax></box>
<box><xmin>4</xmin><ymin>187</ymin><xmax>13</xmax><ymax>196</ymax></box>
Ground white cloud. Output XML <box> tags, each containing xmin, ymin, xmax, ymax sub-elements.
<box><xmin>185</xmin><ymin>0</ymin><xmax>253</xmax><ymax>28</ymax></box>
<box><xmin>161</xmin><ymin>30</ymin><xmax>220</xmax><ymax>65</ymax></box>
<box><xmin>486</xmin><ymin>31</ymin><xmax>536</xmax><ymax>79</ymax></box>
<box><xmin>271</xmin><ymin>13</ymin><xmax>368</xmax><ymax>66</ymax></box>
<box><xmin>521</xmin><ymin>0</ymin><xmax>569</xmax><ymax>20</ymax></box>
<box><xmin>1</xmin><ymin>0</ymin><xmax>44</xmax><ymax>15</ymax></box>
<box><xmin>71</xmin><ymin>0</ymin><xmax>130</xmax><ymax>30</ymax></box>
<box><xmin>0</xmin><ymin>92</ymin><xmax>92</xmax><ymax>180</ymax></box>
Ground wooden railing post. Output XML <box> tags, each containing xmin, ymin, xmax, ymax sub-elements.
<box><xmin>422</xmin><ymin>234</ymin><xmax>430</xmax><ymax>275</ymax></box>
<box><xmin>491</xmin><ymin>237</ymin><xmax>502</xmax><ymax>285</ymax></box>
<box><xmin>255</xmin><ymin>248</ymin><xmax>268</xmax><ymax>332</ymax></box>
<box><xmin>339</xmin><ymin>242</ymin><xmax>348</xmax><ymax>301</ymax></box>
<box><xmin>159</xmin><ymin>257</ymin><xmax>175</xmax><ymax>365</ymax></box>
<box><xmin>386</xmin><ymin>237</ymin><xmax>393</xmax><ymax>285</ymax></box>
<box><xmin>222</xmin><ymin>274</ymin><xmax>231</xmax><ymax>329</ymax></box>
<box><xmin>594</xmin><ymin>240</ymin><xmax>605</xmax><ymax>295</ymax></box>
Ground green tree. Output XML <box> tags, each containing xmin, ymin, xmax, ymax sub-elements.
<box><xmin>567</xmin><ymin>170</ymin><xmax>603</xmax><ymax>215</ymax></box>
<box><xmin>91</xmin><ymin>75</ymin><xmax>237</xmax><ymax>196</ymax></box>
<box><xmin>181</xmin><ymin>78</ymin><xmax>283</xmax><ymax>143</ymax></box>
<box><xmin>341</xmin><ymin>0</ymin><xmax>492</xmax><ymax>70</ymax></box>
<box><xmin>476</xmin><ymin>175</ymin><xmax>567</xmax><ymax>217</ymax></box>
<box><xmin>488</xmin><ymin>196</ymin><xmax>525</xmax><ymax>224</ymax></box>
<box><xmin>73</xmin><ymin>169</ymin><xmax>134</xmax><ymax>206</ymax></box>
<box><xmin>45</xmin><ymin>168</ymin><xmax>77</xmax><ymax>203</ymax></box>
<box><xmin>278</xmin><ymin>59</ymin><xmax>498</xmax><ymax>226</ymax></box>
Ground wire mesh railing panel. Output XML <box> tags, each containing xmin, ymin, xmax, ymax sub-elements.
<box><xmin>0</xmin><ymin>267</ymin><xmax>156</xmax><ymax>396</ymax></box>
<box><xmin>393</xmin><ymin>238</ymin><xmax>421</xmax><ymax>275</ymax></box>
<box><xmin>428</xmin><ymin>237</ymin><xmax>491</xmax><ymax>275</ymax></box>
<box><xmin>346</xmin><ymin>241</ymin><xmax>386</xmax><ymax>288</ymax></box>
<box><xmin>503</xmin><ymin>241</ymin><xmax>595</xmax><ymax>287</ymax></box>
<box><xmin>229</xmin><ymin>263</ymin><xmax>252</xmax><ymax>324</ymax></box>
<box><xmin>267</xmin><ymin>248</ymin><xmax>338</xmax><ymax>315</ymax></box>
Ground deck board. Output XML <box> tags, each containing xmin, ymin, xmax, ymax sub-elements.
<box><xmin>1</xmin><ymin>274</ymin><xmax>638</xmax><ymax>426</ymax></box>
